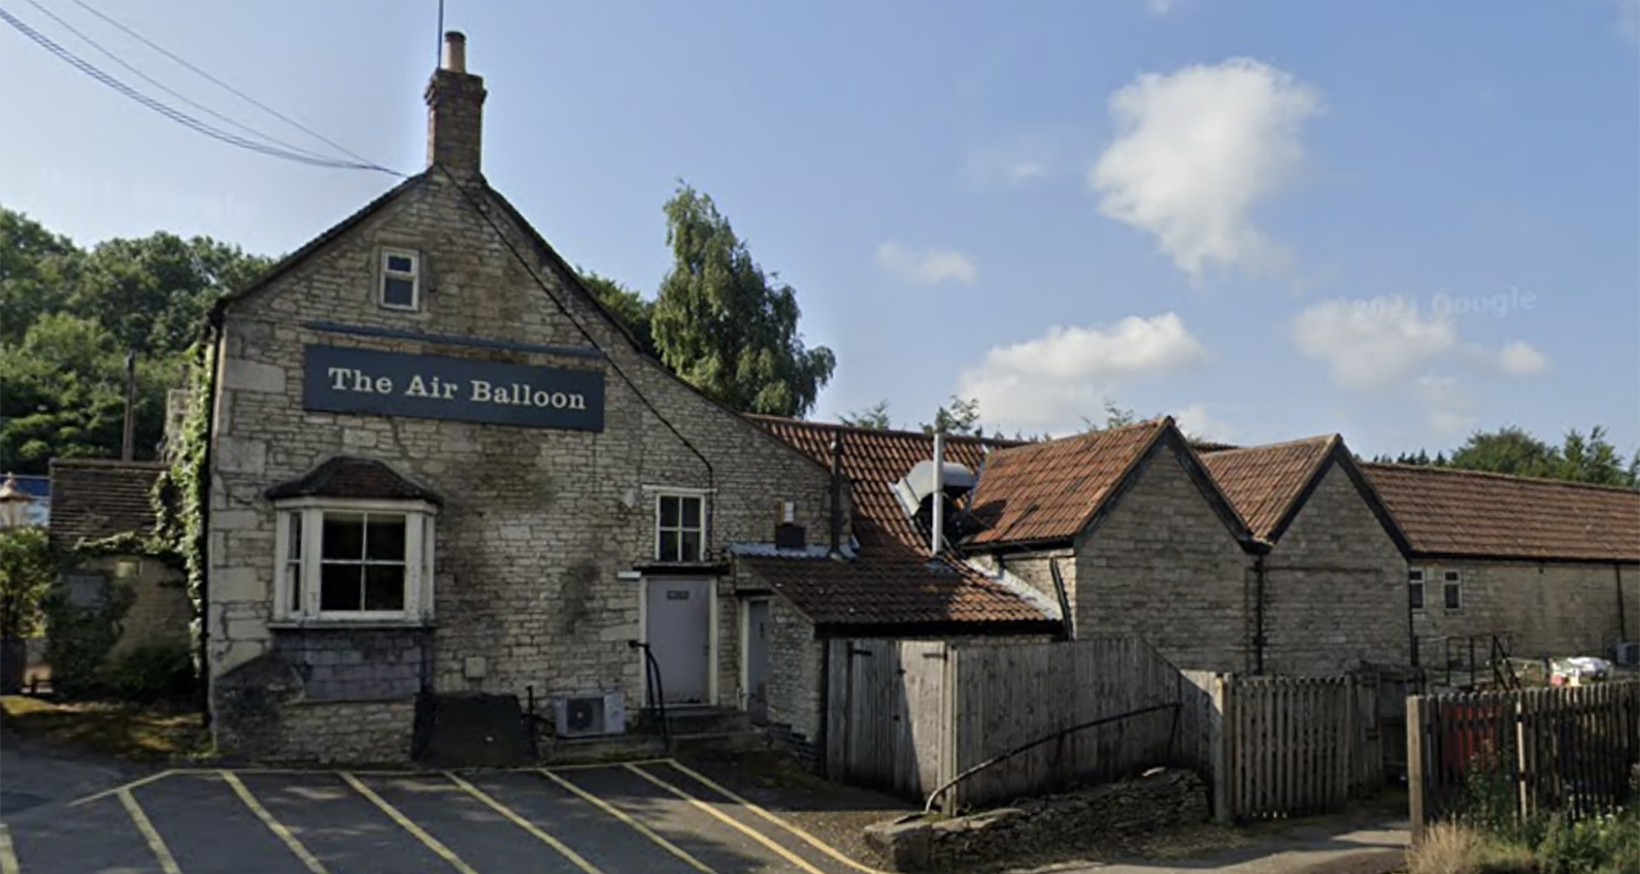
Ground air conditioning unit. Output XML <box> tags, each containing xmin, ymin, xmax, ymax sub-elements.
<box><xmin>1614</xmin><ymin>642</ymin><xmax>1640</xmax><ymax>668</ymax></box>
<box><xmin>553</xmin><ymin>692</ymin><xmax>626</xmax><ymax>738</ymax></box>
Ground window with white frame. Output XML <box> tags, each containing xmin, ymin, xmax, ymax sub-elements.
<box><xmin>655</xmin><ymin>493</ymin><xmax>706</xmax><ymax>563</ymax></box>
<box><xmin>380</xmin><ymin>248</ymin><xmax>420</xmax><ymax>310</ymax></box>
<box><xmin>1408</xmin><ymin>568</ymin><xmax>1426</xmax><ymax>611</ymax></box>
<box><xmin>1442</xmin><ymin>570</ymin><xmax>1463</xmax><ymax>611</ymax></box>
<box><xmin>274</xmin><ymin>499</ymin><xmax>437</xmax><ymax>622</ymax></box>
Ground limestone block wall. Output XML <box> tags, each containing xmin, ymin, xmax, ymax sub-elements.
<box><xmin>1412</xmin><ymin>561</ymin><xmax>1639</xmax><ymax>661</ymax></box>
<box><xmin>1260</xmin><ymin>463</ymin><xmax>1411</xmax><ymax>674</ymax></box>
<box><xmin>96</xmin><ymin>557</ymin><xmax>191</xmax><ymax>658</ymax></box>
<box><xmin>1075</xmin><ymin>442</ymin><xmax>1254</xmax><ymax>672</ymax></box>
<box><xmin>206</xmin><ymin>174</ymin><xmax>837</xmax><ymax>758</ymax></box>
<box><xmin>760</xmin><ymin>594</ymin><xmax>823</xmax><ymax>763</ymax></box>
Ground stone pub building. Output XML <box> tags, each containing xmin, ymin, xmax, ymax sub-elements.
<box><xmin>203</xmin><ymin>34</ymin><xmax>840</xmax><ymax>761</ymax></box>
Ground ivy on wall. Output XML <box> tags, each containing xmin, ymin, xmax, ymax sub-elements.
<box><xmin>153</xmin><ymin>341</ymin><xmax>213</xmax><ymax>637</ymax></box>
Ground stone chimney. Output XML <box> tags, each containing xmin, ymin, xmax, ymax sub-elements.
<box><xmin>425</xmin><ymin>32</ymin><xmax>486</xmax><ymax>179</ymax></box>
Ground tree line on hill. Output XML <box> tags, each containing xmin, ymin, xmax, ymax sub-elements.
<box><xmin>0</xmin><ymin>183</ymin><xmax>834</xmax><ymax>475</ymax></box>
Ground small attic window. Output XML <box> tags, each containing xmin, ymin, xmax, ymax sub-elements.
<box><xmin>380</xmin><ymin>248</ymin><xmax>420</xmax><ymax>310</ymax></box>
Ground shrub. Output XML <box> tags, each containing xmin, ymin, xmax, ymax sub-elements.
<box><xmin>102</xmin><ymin>642</ymin><xmax>196</xmax><ymax>704</ymax></box>
<box><xmin>1411</xmin><ymin>823</ymin><xmax>1487</xmax><ymax>874</ymax></box>
<box><xmin>1534</xmin><ymin>811</ymin><xmax>1640</xmax><ymax>874</ymax></box>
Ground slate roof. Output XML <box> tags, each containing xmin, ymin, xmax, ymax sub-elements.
<box><xmin>745</xmin><ymin>417</ymin><xmax>1056</xmax><ymax>630</ymax></box>
<box><xmin>965</xmin><ymin>419</ymin><xmax>1171</xmax><ymax>546</ymax></box>
<box><xmin>1200</xmin><ymin>436</ymin><xmax>1338</xmax><ymax>540</ymax></box>
<box><xmin>265</xmin><ymin>457</ymin><xmax>443</xmax><ymax>505</ymax></box>
<box><xmin>1362</xmin><ymin>463</ymin><xmax>1640</xmax><ymax>563</ymax></box>
<box><xmin>47</xmin><ymin>459</ymin><xmax>165</xmax><ymax>547</ymax></box>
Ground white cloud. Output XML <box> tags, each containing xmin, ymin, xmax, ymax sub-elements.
<box><xmin>1496</xmin><ymin>340</ymin><xmax>1549</xmax><ymax>376</ymax></box>
<box><xmin>1414</xmin><ymin>375</ymin><xmax>1475</xmax><ymax>434</ymax></box>
<box><xmin>875</xmin><ymin>242</ymin><xmax>978</xmax><ymax>286</ymax></box>
<box><xmin>1292</xmin><ymin>296</ymin><xmax>1457</xmax><ymax>391</ymax></box>
<box><xmin>956</xmin><ymin>313</ymin><xmax>1209</xmax><ymax>432</ymax></box>
<box><xmin>1146</xmin><ymin>0</ymin><xmax>1179</xmax><ymax>14</ymax></box>
<box><xmin>1090</xmin><ymin>58</ymin><xmax>1323</xmax><ymax>282</ymax></box>
<box><xmin>1173</xmin><ymin>403</ymin><xmax>1234</xmax><ymax>442</ymax></box>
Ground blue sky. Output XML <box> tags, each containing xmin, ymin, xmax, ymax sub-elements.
<box><xmin>2</xmin><ymin>0</ymin><xmax>1636</xmax><ymax>457</ymax></box>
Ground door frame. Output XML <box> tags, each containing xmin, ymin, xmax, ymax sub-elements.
<box><xmin>738</xmin><ymin>596</ymin><xmax>772</xmax><ymax>715</ymax></box>
<box><xmin>638</xmin><ymin>576</ymin><xmax>719</xmax><ymax>707</ymax></box>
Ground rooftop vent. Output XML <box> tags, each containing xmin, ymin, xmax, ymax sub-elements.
<box><xmin>891</xmin><ymin>459</ymin><xmax>977</xmax><ymax>513</ymax></box>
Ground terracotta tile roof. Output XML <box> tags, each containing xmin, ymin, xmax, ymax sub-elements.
<box><xmin>746</xmin><ymin>417</ymin><xmax>1055</xmax><ymax>630</ymax></box>
<box><xmin>1200</xmin><ymin>436</ymin><xmax>1338</xmax><ymax>540</ymax></box>
<box><xmin>47</xmin><ymin>459</ymin><xmax>165</xmax><ymax>547</ymax></box>
<box><xmin>1363</xmin><ymin>463</ymin><xmax>1640</xmax><ymax>562</ymax></box>
<box><xmin>965</xmin><ymin>419</ymin><xmax>1170</xmax><ymax>546</ymax></box>
<box><xmin>265</xmin><ymin>457</ymin><xmax>443</xmax><ymax>504</ymax></box>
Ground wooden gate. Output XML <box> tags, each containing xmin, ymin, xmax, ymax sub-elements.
<box><xmin>824</xmin><ymin>639</ymin><xmax>950</xmax><ymax>799</ymax></box>
<box><xmin>1223</xmin><ymin>676</ymin><xmax>1356</xmax><ymax>818</ymax></box>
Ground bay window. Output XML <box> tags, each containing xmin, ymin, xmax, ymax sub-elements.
<box><xmin>273</xmin><ymin>498</ymin><xmax>437</xmax><ymax>623</ymax></box>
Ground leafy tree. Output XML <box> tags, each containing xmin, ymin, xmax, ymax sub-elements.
<box><xmin>841</xmin><ymin>400</ymin><xmax>894</xmax><ymax>430</ymax></box>
<box><xmin>578</xmin><ymin>269</ymin><xmax>658</xmax><ymax>359</ymax></box>
<box><xmin>72</xmin><ymin>232</ymin><xmax>270</xmax><ymax>355</ymax></box>
<box><xmin>1449</xmin><ymin>426</ymin><xmax>1558</xmax><ymax>478</ymax></box>
<box><xmin>652</xmin><ymin>184</ymin><xmax>835</xmax><ymax>417</ymax></box>
<box><xmin>0</xmin><ymin>526</ymin><xmax>53</xmax><ymax>640</ymax></box>
<box><xmin>921</xmin><ymin>396</ymin><xmax>983</xmax><ymax>436</ymax></box>
<box><xmin>1</xmin><ymin>209</ymin><xmax>81</xmax><ymax>346</ymax></box>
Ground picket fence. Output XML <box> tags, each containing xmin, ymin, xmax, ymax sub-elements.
<box><xmin>826</xmin><ymin>637</ymin><xmax>1390</xmax><ymax>818</ymax></box>
<box><xmin>1407</xmin><ymin>682</ymin><xmax>1640</xmax><ymax>837</ymax></box>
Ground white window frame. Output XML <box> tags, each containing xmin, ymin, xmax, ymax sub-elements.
<box><xmin>653</xmin><ymin>490</ymin><xmax>709</xmax><ymax>563</ymax></box>
<box><xmin>272</xmin><ymin>497</ymin><xmax>438</xmax><ymax>624</ymax></box>
<box><xmin>1442</xmin><ymin>569</ymin><xmax>1463</xmax><ymax>612</ymax></box>
<box><xmin>379</xmin><ymin>247</ymin><xmax>421</xmax><ymax>311</ymax></box>
<box><xmin>1408</xmin><ymin>567</ymin><xmax>1426</xmax><ymax>613</ymax></box>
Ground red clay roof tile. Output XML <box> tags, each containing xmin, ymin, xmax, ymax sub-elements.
<box><xmin>1200</xmin><ymin>436</ymin><xmax>1337</xmax><ymax>540</ymax></box>
<box><xmin>965</xmin><ymin>419</ymin><xmax>1168</xmax><ymax>545</ymax></box>
<box><xmin>1363</xmin><ymin>463</ymin><xmax>1640</xmax><ymax>562</ymax></box>
<box><xmin>747</xmin><ymin>417</ymin><xmax>1053</xmax><ymax>628</ymax></box>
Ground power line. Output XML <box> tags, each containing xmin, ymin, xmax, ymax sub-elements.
<box><xmin>20</xmin><ymin>0</ymin><xmax>340</xmax><ymax>166</ymax></box>
<box><xmin>0</xmin><ymin>3</ymin><xmax>401</xmax><ymax>175</ymax></box>
<box><xmin>60</xmin><ymin>0</ymin><xmax>391</xmax><ymax>173</ymax></box>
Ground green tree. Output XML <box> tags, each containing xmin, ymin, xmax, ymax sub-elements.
<box><xmin>0</xmin><ymin>209</ymin><xmax>82</xmax><ymax>346</ymax></box>
<box><xmin>1449</xmin><ymin>426</ymin><xmax>1558</xmax><ymax>477</ymax></box>
<box><xmin>652</xmin><ymin>184</ymin><xmax>835</xmax><ymax>416</ymax></box>
<box><xmin>921</xmin><ymin>396</ymin><xmax>983</xmax><ymax>436</ymax></box>
<box><xmin>0</xmin><ymin>526</ymin><xmax>54</xmax><ymax>639</ymax></box>
<box><xmin>840</xmin><ymin>400</ymin><xmax>893</xmax><ymax>430</ymax></box>
<box><xmin>578</xmin><ymin>269</ymin><xmax>658</xmax><ymax>359</ymax></box>
<box><xmin>73</xmin><ymin>232</ymin><xmax>270</xmax><ymax>355</ymax></box>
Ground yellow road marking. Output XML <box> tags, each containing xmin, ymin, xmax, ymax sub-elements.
<box><xmin>539</xmin><ymin>758</ymin><xmax>676</xmax><ymax>772</ymax></box>
<box><xmin>67</xmin><ymin>770</ymin><xmax>177</xmax><ymax>808</ymax></box>
<box><xmin>661</xmin><ymin>760</ymin><xmax>896</xmax><ymax>874</ymax></box>
<box><xmin>119</xmin><ymin>788</ymin><xmax>183</xmax><ymax>874</ymax></box>
<box><xmin>537</xmin><ymin>769</ymin><xmax>715</xmax><ymax>874</ymax></box>
<box><xmin>623</xmin><ymin>765</ymin><xmax>828</xmax><ymax>874</ymax></box>
<box><xmin>340</xmin><ymin>772</ymin><xmax>480</xmax><ymax>874</ymax></box>
<box><xmin>0</xmin><ymin>823</ymin><xmax>21</xmax><ymax>874</ymax></box>
<box><xmin>221</xmin><ymin>772</ymin><xmax>330</xmax><ymax>874</ymax></box>
<box><xmin>444</xmin><ymin>773</ymin><xmax>603</xmax><ymax>874</ymax></box>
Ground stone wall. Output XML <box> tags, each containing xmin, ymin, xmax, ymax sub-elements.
<box><xmin>759</xmin><ymin>595</ymin><xmax>823</xmax><ymax>764</ymax></box>
<box><xmin>271</xmin><ymin>627</ymin><xmax>432</xmax><ymax>701</ymax></box>
<box><xmin>1412</xmin><ymin>560</ymin><xmax>1639</xmax><ymax>661</ymax></box>
<box><xmin>278</xmin><ymin>700</ymin><xmax>416</xmax><ymax>764</ymax></box>
<box><xmin>93</xmin><ymin>556</ymin><xmax>191</xmax><ymax>658</ymax></box>
<box><xmin>206</xmin><ymin>171</ymin><xmax>839</xmax><ymax>757</ymax></box>
<box><xmin>866</xmin><ymin>768</ymin><xmax>1208</xmax><ymax>872</ymax></box>
<box><xmin>1261</xmin><ymin>462</ymin><xmax>1411</xmax><ymax>674</ymax></box>
<box><xmin>1076</xmin><ymin>442</ymin><xmax>1254</xmax><ymax>672</ymax></box>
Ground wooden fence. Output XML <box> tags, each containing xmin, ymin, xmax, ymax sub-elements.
<box><xmin>1407</xmin><ymin>682</ymin><xmax>1640</xmax><ymax>837</ymax></box>
<box><xmin>825</xmin><ymin>637</ymin><xmax>1395</xmax><ymax>818</ymax></box>
<box><xmin>826</xmin><ymin>637</ymin><xmax>1186</xmax><ymax>811</ymax></box>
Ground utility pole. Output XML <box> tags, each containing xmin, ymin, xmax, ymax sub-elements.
<box><xmin>121</xmin><ymin>348</ymin><xmax>137</xmax><ymax>461</ymax></box>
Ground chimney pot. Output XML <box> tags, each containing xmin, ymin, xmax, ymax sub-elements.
<box><xmin>442</xmin><ymin>31</ymin><xmax>467</xmax><ymax>73</ymax></box>
<box><xmin>426</xmin><ymin>31</ymin><xmax>486</xmax><ymax>178</ymax></box>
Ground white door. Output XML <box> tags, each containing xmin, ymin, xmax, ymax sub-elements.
<box><xmin>645</xmin><ymin>578</ymin><xmax>711</xmax><ymax>705</ymax></box>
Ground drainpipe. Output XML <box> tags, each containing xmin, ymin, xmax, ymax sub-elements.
<box><xmin>1618</xmin><ymin>563</ymin><xmax>1630</xmax><ymax>648</ymax></box>
<box><xmin>930</xmin><ymin>431</ymin><xmax>945</xmax><ymax>557</ymax></box>
<box><xmin>1252</xmin><ymin>554</ymin><xmax>1267</xmax><ymax>675</ymax></box>
<box><xmin>828</xmin><ymin>435</ymin><xmax>844</xmax><ymax>557</ymax></box>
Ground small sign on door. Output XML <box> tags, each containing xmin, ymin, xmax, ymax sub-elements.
<box><xmin>666</xmin><ymin>590</ymin><xmax>691</xmax><ymax>600</ymax></box>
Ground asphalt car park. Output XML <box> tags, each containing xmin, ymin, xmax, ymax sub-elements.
<box><xmin>0</xmin><ymin>759</ymin><xmax>884</xmax><ymax>874</ymax></box>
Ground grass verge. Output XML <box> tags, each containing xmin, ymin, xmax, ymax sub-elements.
<box><xmin>1</xmin><ymin>695</ymin><xmax>209</xmax><ymax>763</ymax></box>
